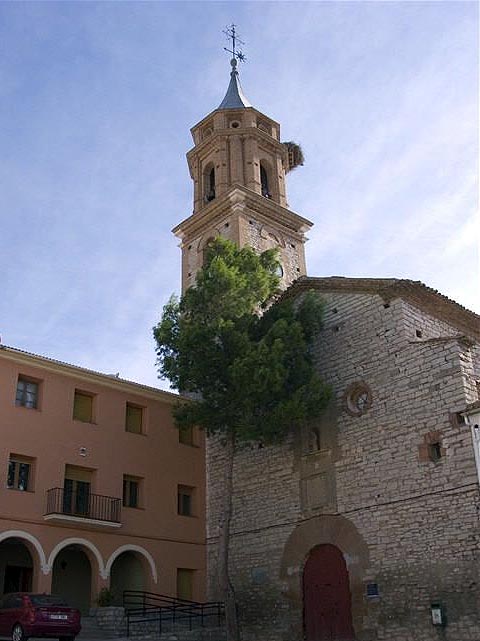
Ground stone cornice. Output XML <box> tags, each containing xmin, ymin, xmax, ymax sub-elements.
<box><xmin>190</xmin><ymin>106</ymin><xmax>280</xmax><ymax>139</ymax></box>
<box><xmin>281</xmin><ymin>276</ymin><xmax>480</xmax><ymax>341</ymax></box>
<box><xmin>186</xmin><ymin>127</ymin><xmax>287</xmax><ymax>166</ymax></box>
<box><xmin>0</xmin><ymin>345</ymin><xmax>182</xmax><ymax>404</ymax></box>
<box><xmin>173</xmin><ymin>186</ymin><xmax>313</xmax><ymax>242</ymax></box>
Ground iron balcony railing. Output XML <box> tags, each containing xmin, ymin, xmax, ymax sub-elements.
<box><xmin>45</xmin><ymin>487</ymin><xmax>122</xmax><ymax>523</ymax></box>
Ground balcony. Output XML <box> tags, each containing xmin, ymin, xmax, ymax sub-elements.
<box><xmin>44</xmin><ymin>487</ymin><xmax>122</xmax><ymax>527</ymax></box>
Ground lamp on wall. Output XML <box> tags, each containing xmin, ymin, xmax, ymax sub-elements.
<box><xmin>430</xmin><ymin>602</ymin><xmax>445</xmax><ymax>626</ymax></box>
<box><xmin>462</xmin><ymin>406</ymin><xmax>480</xmax><ymax>488</ymax></box>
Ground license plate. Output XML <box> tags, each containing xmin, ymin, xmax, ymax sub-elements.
<box><xmin>50</xmin><ymin>615</ymin><xmax>68</xmax><ymax>620</ymax></box>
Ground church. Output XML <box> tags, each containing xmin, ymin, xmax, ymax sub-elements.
<box><xmin>174</xmin><ymin>44</ymin><xmax>480</xmax><ymax>641</ymax></box>
<box><xmin>0</xmin><ymin>33</ymin><xmax>479</xmax><ymax>641</ymax></box>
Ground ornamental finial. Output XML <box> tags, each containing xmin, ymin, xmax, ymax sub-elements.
<box><xmin>223</xmin><ymin>24</ymin><xmax>247</xmax><ymax>64</ymax></box>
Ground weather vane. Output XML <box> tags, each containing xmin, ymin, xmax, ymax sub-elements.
<box><xmin>223</xmin><ymin>24</ymin><xmax>246</xmax><ymax>63</ymax></box>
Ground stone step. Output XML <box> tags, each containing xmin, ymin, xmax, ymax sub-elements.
<box><xmin>118</xmin><ymin>628</ymin><xmax>226</xmax><ymax>641</ymax></box>
<box><xmin>78</xmin><ymin>616</ymin><xmax>120</xmax><ymax>639</ymax></box>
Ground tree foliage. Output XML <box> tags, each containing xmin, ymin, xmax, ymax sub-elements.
<box><xmin>153</xmin><ymin>237</ymin><xmax>330</xmax><ymax>443</ymax></box>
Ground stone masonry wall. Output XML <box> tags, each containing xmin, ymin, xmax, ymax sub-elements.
<box><xmin>206</xmin><ymin>290</ymin><xmax>480</xmax><ymax>641</ymax></box>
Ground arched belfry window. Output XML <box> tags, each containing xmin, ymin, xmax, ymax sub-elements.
<box><xmin>204</xmin><ymin>166</ymin><xmax>215</xmax><ymax>203</ymax></box>
<box><xmin>260</xmin><ymin>164</ymin><xmax>271</xmax><ymax>199</ymax></box>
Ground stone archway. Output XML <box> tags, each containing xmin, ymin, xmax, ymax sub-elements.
<box><xmin>0</xmin><ymin>538</ymin><xmax>35</xmax><ymax>595</ymax></box>
<box><xmin>109</xmin><ymin>551</ymin><xmax>145</xmax><ymax>604</ymax></box>
<box><xmin>106</xmin><ymin>545</ymin><xmax>158</xmax><ymax>585</ymax></box>
<box><xmin>280</xmin><ymin>515</ymin><xmax>369</xmax><ymax>640</ymax></box>
<box><xmin>51</xmin><ymin>545</ymin><xmax>91</xmax><ymax>614</ymax></box>
<box><xmin>49</xmin><ymin>539</ymin><xmax>103</xmax><ymax>615</ymax></box>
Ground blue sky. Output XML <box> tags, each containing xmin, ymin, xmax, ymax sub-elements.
<box><xmin>0</xmin><ymin>1</ymin><xmax>478</xmax><ymax>389</ymax></box>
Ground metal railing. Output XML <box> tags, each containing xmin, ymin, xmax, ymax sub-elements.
<box><xmin>45</xmin><ymin>487</ymin><xmax>121</xmax><ymax>523</ymax></box>
<box><xmin>123</xmin><ymin>590</ymin><xmax>225</xmax><ymax>637</ymax></box>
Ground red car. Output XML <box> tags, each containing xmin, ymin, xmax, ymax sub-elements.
<box><xmin>0</xmin><ymin>593</ymin><xmax>81</xmax><ymax>641</ymax></box>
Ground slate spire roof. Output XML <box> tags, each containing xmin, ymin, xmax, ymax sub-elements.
<box><xmin>218</xmin><ymin>58</ymin><xmax>251</xmax><ymax>110</ymax></box>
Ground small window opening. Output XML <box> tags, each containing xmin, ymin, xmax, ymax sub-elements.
<box><xmin>428</xmin><ymin>442</ymin><xmax>443</xmax><ymax>462</ymax></box>
<box><xmin>16</xmin><ymin>377</ymin><xmax>39</xmax><ymax>409</ymax></box>
<box><xmin>230</xmin><ymin>121</ymin><xmax>240</xmax><ymax>129</ymax></box>
<box><xmin>416</xmin><ymin>329</ymin><xmax>423</xmax><ymax>338</ymax></box>
<box><xmin>202</xmin><ymin>237</ymin><xmax>215</xmax><ymax>266</ymax></box>
<box><xmin>179</xmin><ymin>426</ymin><xmax>194</xmax><ymax>446</ymax></box>
<box><xmin>383</xmin><ymin>303</ymin><xmax>390</xmax><ymax>309</ymax></box>
<box><xmin>205</xmin><ymin>167</ymin><xmax>215</xmax><ymax>202</ymax></box>
<box><xmin>332</xmin><ymin>308</ymin><xmax>338</xmax><ymax>314</ymax></box>
<box><xmin>260</xmin><ymin>165</ymin><xmax>271</xmax><ymax>198</ymax></box>
<box><xmin>178</xmin><ymin>485</ymin><xmax>195</xmax><ymax>516</ymax></box>
<box><xmin>309</xmin><ymin>427</ymin><xmax>321</xmax><ymax>452</ymax></box>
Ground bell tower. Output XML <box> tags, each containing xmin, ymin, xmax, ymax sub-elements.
<box><xmin>173</xmin><ymin>36</ymin><xmax>313</xmax><ymax>292</ymax></box>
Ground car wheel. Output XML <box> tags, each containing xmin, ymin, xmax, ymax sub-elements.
<box><xmin>12</xmin><ymin>624</ymin><xmax>25</xmax><ymax>641</ymax></box>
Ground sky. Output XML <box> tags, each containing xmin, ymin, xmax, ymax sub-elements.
<box><xmin>0</xmin><ymin>1</ymin><xmax>478</xmax><ymax>390</ymax></box>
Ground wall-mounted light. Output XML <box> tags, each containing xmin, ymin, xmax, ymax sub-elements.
<box><xmin>79</xmin><ymin>447</ymin><xmax>87</xmax><ymax>457</ymax></box>
<box><xmin>430</xmin><ymin>602</ymin><xmax>445</xmax><ymax>626</ymax></box>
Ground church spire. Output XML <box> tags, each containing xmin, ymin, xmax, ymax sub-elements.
<box><xmin>218</xmin><ymin>24</ymin><xmax>251</xmax><ymax>110</ymax></box>
<box><xmin>218</xmin><ymin>58</ymin><xmax>251</xmax><ymax>110</ymax></box>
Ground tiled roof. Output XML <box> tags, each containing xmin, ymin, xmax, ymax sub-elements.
<box><xmin>282</xmin><ymin>276</ymin><xmax>480</xmax><ymax>341</ymax></box>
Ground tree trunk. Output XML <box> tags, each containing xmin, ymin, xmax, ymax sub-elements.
<box><xmin>217</xmin><ymin>430</ymin><xmax>239</xmax><ymax>641</ymax></box>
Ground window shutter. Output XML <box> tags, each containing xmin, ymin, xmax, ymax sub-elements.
<box><xmin>73</xmin><ymin>392</ymin><xmax>93</xmax><ymax>422</ymax></box>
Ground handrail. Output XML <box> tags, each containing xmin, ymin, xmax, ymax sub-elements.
<box><xmin>45</xmin><ymin>487</ymin><xmax>121</xmax><ymax>523</ymax></box>
<box><xmin>123</xmin><ymin>590</ymin><xmax>225</xmax><ymax>637</ymax></box>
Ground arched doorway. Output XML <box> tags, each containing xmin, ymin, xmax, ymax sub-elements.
<box><xmin>110</xmin><ymin>552</ymin><xmax>145</xmax><ymax>604</ymax></box>
<box><xmin>51</xmin><ymin>546</ymin><xmax>91</xmax><ymax>614</ymax></box>
<box><xmin>303</xmin><ymin>544</ymin><xmax>355</xmax><ymax>641</ymax></box>
<box><xmin>0</xmin><ymin>539</ymin><xmax>34</xmax><ymax>595</ymax></box>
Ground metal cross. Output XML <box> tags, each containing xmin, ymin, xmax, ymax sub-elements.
<box><xmin>223</xmin><ymin>24</ymin><xmax>246</xmax><ymax>62</ymax></box>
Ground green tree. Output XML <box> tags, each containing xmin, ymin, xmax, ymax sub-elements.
<box><xmin>153</xmin><ymin>238</ymin><xmax>330</xmax><ymax>641</ymax></box>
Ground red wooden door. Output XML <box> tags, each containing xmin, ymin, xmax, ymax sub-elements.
<box><xmin>303</xmin><ymin>544</ymin><xmax>355</xmax><ymax>641</ymax></box>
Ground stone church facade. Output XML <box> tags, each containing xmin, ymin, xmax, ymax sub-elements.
<box><xmin>175</xmin><ymin>57</ymin><xmax>480</xmax><ymax>640</ymax></box>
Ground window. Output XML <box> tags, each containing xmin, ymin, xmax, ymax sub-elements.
<box><xmin>15</xmin><ymin>377</ymin><xmax>39</xmax><ymax>409</ymax></box>
<box><xmin>179</xmin><ymin>426</ymin><xmax>194</xmax><ymax>446</ymax></box>
<box><xmin>260</xmin><ymin>164</ymin><xmax>271</xmax><ymax>198</ymax></box>
<box><xmin>177</xmin><ymin>485</ymin><xmax>195</xmax><ymax>516</ymax></box>
<box><xmin>73</xmin><ymin>390</ymin><xmax>94</xmax><ymax>423</ymax></box>
<box><xmin>428</xmin><ymin>442</ymin><xmax>443</xmax><ymax>462</ymax></box>
<box><xmin>344</xmin><ymin>381</ymin><xmax>373</xmax><ymax>417</ymax></box>
<box><xmin>7</xmin><ymin>455</ymin><xmax>33</xmax><ymax>491</ymax></box>
<box><xmin>418</xmin><ymin>431</ymin><xmax>446</xmax><ymax>463</ymax></box>
<box><xmin>123</xmin><ymin>475</ymin><xmax>141</xmax><ymax>508</ymax></box>
<box><xmin>125</xmin><ymin>403</ymin><xmax>143</xmax><ymax>434</ymax></box>
<box><xmin>63</xmin><ymin>465</ymin><xmax>93</xmax><ymax>516</ymax></box>
<box><xmin>176</xmin><ymin>568</ymin><xmax>194</xmax><ymax>601</ymax></box>
<box><xmin>204</xmin><ymin>166</ymin><xmax>215</xmax><ymax>202</ymax></box>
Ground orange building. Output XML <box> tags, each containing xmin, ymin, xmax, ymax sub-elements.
<box><xmin>0</xmin><ymin>345</ymin><xmax>205</xmax><ymax>613</ymax></box>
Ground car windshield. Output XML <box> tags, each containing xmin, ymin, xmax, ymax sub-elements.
<box><xmin>28</xmin><ymin>595</ymin><xmax>68</xmax><ymax>607</ymax></box>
